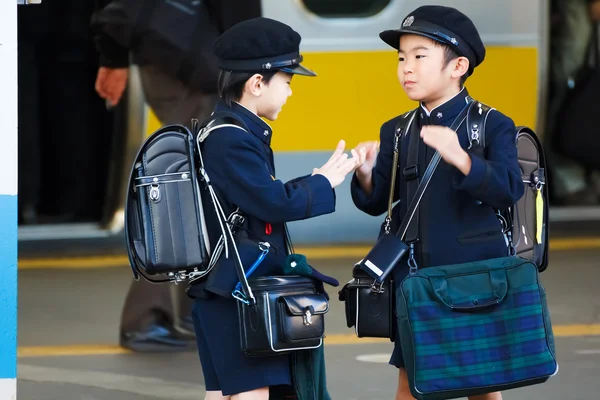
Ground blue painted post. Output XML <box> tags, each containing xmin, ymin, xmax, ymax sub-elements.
<box><xmin>0</xmin><ymin>0</ymin><xmax>18</xmax><ymax>399</ymax></box>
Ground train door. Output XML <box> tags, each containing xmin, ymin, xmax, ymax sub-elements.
<box><xmin>17</xmin><ymin>0</ymin><xmax>145</xmax><ymax>253</ymax></box>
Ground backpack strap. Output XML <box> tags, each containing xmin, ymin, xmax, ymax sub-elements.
<box><xmin>466</xmin><ymin>100</ymin><xmax>494</xmax><ymax>157</ymax></box>
<box><xmin>403</xmin><ymin>108</ymin><xmax>422</xmax><ymax>245</ymax></box>
<box><xmin>465</xmin><ymin>100</ymin><xmax>521</xmax><ymax>259</ymax></box>
<box><xmin>196</xmin><ymin>111</ymin><xmax>250</xmax><ymax>143</ymax></box>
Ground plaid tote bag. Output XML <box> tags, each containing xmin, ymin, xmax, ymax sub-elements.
<box><xmin>396</xmin><ymin>256</ymin><xmax>558</xmax><ymax>400</ymax></box>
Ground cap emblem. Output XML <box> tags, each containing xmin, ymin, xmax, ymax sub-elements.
<box><xmin>264</xmin><ymin>63</ymin><xmax>272</xmax><ymax>69</ymax></box>
<box><xmin>450</xmin><ymin>38</ymin><xmax>458</xmax><ymax>45</ymax></box>
<box><xmin>402</xmin><ymin>16</ymin><xmax>414</xmax><ymax>27</ymax></box>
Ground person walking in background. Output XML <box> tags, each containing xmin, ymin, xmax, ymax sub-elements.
<box><xmin>91</xmin><ymin>0</ymin><xmax>262</xmax><ymax>352</ymax></box>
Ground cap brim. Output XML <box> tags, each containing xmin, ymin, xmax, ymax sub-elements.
<box><xmin>379</xmin><ymin>27</ymin><xmax>451</xmax><ymax>50</ymax></box>
<box><xmin>279</xmin><ymin>63</ymin><xmax>317</xmax><ymax>77</ymax></box>
<box><xmin>379</xmin><ymin>30</ymin><xmax>402</xmax><ymax>50</ymax></box>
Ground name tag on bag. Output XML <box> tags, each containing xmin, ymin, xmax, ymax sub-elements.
<box><xmin>358</xmin><ymin>233</ymin><xmax>409</xmax><ymax>283</ymax></box>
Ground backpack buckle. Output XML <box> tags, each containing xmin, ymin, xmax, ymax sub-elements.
<box><xmin>403</xmin><ymin>165</ymin><xmax>419</xmax><ymax>181</ymax></box>
<box><xmin>468</xmin><ymin>124</ymin><xmax>480</xmax><ymax>149</ymax></box>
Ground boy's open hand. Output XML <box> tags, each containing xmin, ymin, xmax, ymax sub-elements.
<box><xmin>312</xmin><ymin>140</ymin><xmax>360</xmax><ymax>188</ymax></box>
<box><xmin>353</xmin><ymin>141</ymin><xmax>379</xmax><ymax>178</ymax></box>
<box><xmin>420</xmin><ymin>126</ymin><xmax>472</xmax><ymax>175</ymax></box>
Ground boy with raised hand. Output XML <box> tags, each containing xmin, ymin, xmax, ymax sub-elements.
<box><xmin>352</xmin><ymin>6</ymin><xmax>524</xmax><ymax>400</ymax></box>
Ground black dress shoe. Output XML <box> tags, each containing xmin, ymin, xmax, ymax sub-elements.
<box><xmin>120</xmin><ymin>322</ymin><xmax>197</xmax><ymax>352</ymax></box>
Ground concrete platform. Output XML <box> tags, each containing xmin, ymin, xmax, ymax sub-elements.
<box><xmin>16</xmin><ymin>248</ymin><xmax>600</xmax><ymax>399</ymax></box>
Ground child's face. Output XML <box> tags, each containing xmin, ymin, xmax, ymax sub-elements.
<box><xmin>256</xmin><ymin>72</ymin><xmax>293</xmax><ymax>121</ymax></box>
<box><xmin>397</xmin><ymin>34</ymin><xmax>458</xmax><ymax>105</ymax></box>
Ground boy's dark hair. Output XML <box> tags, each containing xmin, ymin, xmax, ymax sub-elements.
<box><xmin>217</xmin><ymin>70</ymin><xmax>277</xmax><ymax>105</ymax></box>
<box><xmin>436</xmin><ymin>42</ymin><xmax>469</xmax><ymax>87</ymax></box>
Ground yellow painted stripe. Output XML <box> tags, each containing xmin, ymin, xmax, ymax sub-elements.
<box><xmin>18</xmin><ymin>255</ymin><xmax>132</xmax><ymax>269</ymax></box>
<box><xmin>18</xmin><ymin>345</ymin><xmax>132</xmax><ymax>358</ymax></box>
<box><xmin>15</xmin><ymin>324</ymin><xmax>600</xmax><ymax>358</ymax></box>
<box><xmin>16</xmin><ymin>238</ymin><xmax>600</xmax><ymax>269</ymax></box>
<box><xmin>552</xmin><ymin>324</ymin><xmax>600</xmax><ymax>337</ymax></box>
<box><xmin>547</xmin><ymin>237</ymin><xmax>600</xmax><ymax>250</ymax></box>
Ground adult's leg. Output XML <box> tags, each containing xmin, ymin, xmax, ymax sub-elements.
<box><xmin>119</xmin><ymin>279</ymin><xmax>195</xmax><ymax>352</ymax></box>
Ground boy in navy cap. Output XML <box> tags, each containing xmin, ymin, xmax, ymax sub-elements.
<box><xmin>187</xmin><ymin>17</ymin><xmax>358</xmax><ymax>400</ymax></box>
<box><xmin>351</xmin><ymin>6</ymin><xmax>524</xmax><ymax>400</ymax></box>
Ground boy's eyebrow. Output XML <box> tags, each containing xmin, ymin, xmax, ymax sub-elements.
<box><xmin>398</xmin><ymin>45</ymin><xmax>430</xmax><ymax>53</ymax></box>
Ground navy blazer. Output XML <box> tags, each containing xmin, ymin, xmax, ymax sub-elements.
<box><xmin>189</xmin><ymin>100</ymin><xmax>336</xmax><ymax>298</ymax></box>
<box><xmin>351</xmin><ymin>88</ymin><xmax>524</xmax><ymax>282</ymax></box>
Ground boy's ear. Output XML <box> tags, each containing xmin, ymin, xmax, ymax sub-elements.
<box><xmin>245</xmin><ymin>73</ymin><xmax>265</xmax><ymax>97</ymax></box>
<box><xmin>452</xmin><ymin>56</ymin><xmax>470</xmax><ymax>79</ymax></box>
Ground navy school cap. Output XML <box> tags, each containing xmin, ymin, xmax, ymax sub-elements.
<box><xmin>213</xmin><ymin>17</ymin><xmax>316</xmax><ymax>77</ymax></box>
<box><xmin>379</xmin><ymin>6</ymin><xmax>486</xmax><ymax>73</ymax></box>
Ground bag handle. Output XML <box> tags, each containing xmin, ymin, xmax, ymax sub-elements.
<box><xmin>429</xmin><ymin>269</ymin><xmax>508</xmax><ymax>312</ymax></box>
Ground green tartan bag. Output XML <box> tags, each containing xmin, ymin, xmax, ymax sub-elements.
<box><xmin>396</xmin><ymin>256</ymin><xmax>558</xmax><ymax>400</ymax></box>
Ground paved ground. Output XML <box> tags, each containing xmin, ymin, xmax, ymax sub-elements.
<box><xmin>16</xmin><ymin>248</ymin><xmax>600</xmax><ymax>399</ymax></box>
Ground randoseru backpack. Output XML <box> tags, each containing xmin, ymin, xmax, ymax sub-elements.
<box><xmin>466</xmin><ymin>101</ymin><xmax>550</xmax><ymax>272</ymax></box>
<box><xmin>124</xmin><ymin>113</ymin><xmax>248</xmax><ymax>283</ymax></box>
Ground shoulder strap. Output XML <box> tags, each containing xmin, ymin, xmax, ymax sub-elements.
<box><xmin>192</xmin><ymin>111</ymin><xmax>257</xmax><ymax>304</ymax></box>
<box><xmin>466</xmin><ymin>100</ymin><xmax>494</xmax><ymax>157</ymax></box>
<box><xmin>404</xmin><ymin>109</ymin><xmax>422</xmax><ymax>245</ymax></box>
<box><xmin>396</xmin><ymin>102</ymin><xmax>473</xmax><ymax>270</ymax></box>
<box><xmin>196</xmin><ymin>111</ymin><xmax>249</xmax><ymax>143</ymax></box>
<box><xmin>383</xmin><ymin>110</ymin><xmax>417</xmax><ymax>234</ymax></box>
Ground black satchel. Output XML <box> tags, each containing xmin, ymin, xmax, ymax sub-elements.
<box><xmin>223</xmin><ymin>229</ymin><xmax>329</xmax><ymax>357</ymax></box>
<box><xmin>339</xmin><ymin>263</ymin><xmax>395</xmax><ymax>339</ymax></box>
<box><xmin>237</xmin><ymin>275</ymin><xmax>328</xmax><ymax>357</ymax></box>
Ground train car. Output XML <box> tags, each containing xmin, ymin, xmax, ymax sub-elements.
<box><xmin>17</xmin><ymin>0</ymin><xmax>598</xmax><ymax>254</ymax></box>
